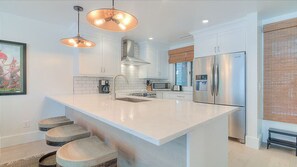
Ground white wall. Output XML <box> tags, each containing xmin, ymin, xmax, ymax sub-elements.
<box><xmin>0</xmin><ymin>12</ymin><xmax>75</xmax><ymax>148</ymax></box>
<box><xmin>261</xmin><ymin>12</ymin><xmax>297</xmax><ymax>143</ymax></box>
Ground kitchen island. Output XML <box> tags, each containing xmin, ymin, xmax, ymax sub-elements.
<box><xmin>47</xmin><ymin>94</ymin><xmax>239</xmax><ymax>167</ymax></box>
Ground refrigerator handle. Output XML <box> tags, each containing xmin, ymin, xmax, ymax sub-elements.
<box><xmin>214</xmin><ymin>64</ymin><xmax>218</xmax><ymax>96</ymax></box>
<box><xmin>216</xmin><ymin>64</ymin><xmax>219</xmax><ymax>96</ymax></box>
<box><xmin>211</xmin><ymin>64</ymin><xmax>214</xmax><ymax>96</ymax></box>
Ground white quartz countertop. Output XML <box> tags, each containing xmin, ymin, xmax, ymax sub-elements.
<box><xmin>47</xmin><ymin>94</ymin><xmax>239</xmax><ymax>146</ymax></box>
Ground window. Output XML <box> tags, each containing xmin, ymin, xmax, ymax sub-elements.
<box><xmin>175</xmin><ymin>61</ymin><xmax>193</xmax><ymax>87</ymax></box>
<box><xmin>263</xmin><ymin>17</ymin><xmax>297</xmax><ymax>124</ymax></box>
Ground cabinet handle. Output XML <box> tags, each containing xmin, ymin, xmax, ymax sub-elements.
<box><xmin>214</xmin><ymin>47</ymin><xmax>216</xmax><ymax>53</ymax></box>
<box><xmin>218</xmin><ymin>46</ymin><xmax>220</xmax><ymax>53</ymax></box>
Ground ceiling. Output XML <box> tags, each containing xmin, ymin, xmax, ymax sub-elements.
<box><xmin>0</xmin><ymin>0</ymin><xmax>296</xmax><ymax>44</ymax></box>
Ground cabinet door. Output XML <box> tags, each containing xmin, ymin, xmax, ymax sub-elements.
<box><xmin>173</xmin><ymin>93</ymin><xmax>193</xmax><ymax>101</ymax></box>
<box><xmin>138</xmin><ymin>43</ymin><xmax>149</xmax><ymax>78</ymax></box>
<box><xmin>156</xmin><ymin>92</ymin><xmax>163</xmax><ymax>99</ymax></box>
<box><xmin>195</xmin><ymin>33</ymin><xmax>217</xmax><ymax>57</ymax></box>
<box><xmin>158</xmin><ymin>50</ymin><xmax>169</xmax><ymax>79</ymax></box>
<box><xmin>101</xmin><ymin>36</ymin><xmax>121</xmax><ymax>76</ymax></box>
<box><xmin>146</xmin><ymin>45</ymin><xmax>159</xmax><ymax>78</ymax></box>
<box><xmin>162</xmin><ymin>92</ymin><xmax>171</xmax><ymax>99</ymax></box>
<box><xmin>79</xmin><ymin>37</ymin><xmax>102</xmax><ymax>75</ymax></box>
<box><xmin>217</xmin><ymin>27</ymin><xmax>246</xmax><ymax>54</ymax></box>
<box><xmin>139</xmin><ymin>42</ymin><xmax>169</xmax><ymax>79</ymax></box>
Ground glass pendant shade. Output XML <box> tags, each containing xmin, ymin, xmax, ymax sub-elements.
<box><xmin>61</xmin><ymin>6</ymin><xmax>95</xmax><ymax>48</ymax></box>
<box><xmin>86</xmin><ymin>0</ymin><xmax>138</xmax><ymax>32</ymax></box>
<box><xmin>60</xmin><ymin>35</ymin><xmax>96</xmax><ymax>48</ymax></box>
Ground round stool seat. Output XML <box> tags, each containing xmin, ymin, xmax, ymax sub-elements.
<box><xmin>46</xmin><ymin>124</ymin><xmax>91</xmax><ymax>146</ymax></box>
<box><xmin>57</xmin><ymin>136</ymin><xmax>117</xmax><ymax>167</ymax></box>
<box><xmin>39</xmin><ymin>116</ymin><xmax>74</xmax><ymax>131</ymax></box>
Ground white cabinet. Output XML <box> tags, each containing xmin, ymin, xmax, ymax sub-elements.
<box><xmin>79</xmin><ymin>44</ymin><xmax>101</xmax><ymax>75</ymax></box>
<box><xmin>139</xmin><ymin>42</ymin><xmax>169</xmax><ymax>79</ymax></box>
<box><xmin>101</xmin><ymin>36</ymin><xmax>121</xmax><ymax>76</ymax></box>
<box><xmin>78</xmin><ymin>34</ymin><xmax>121</xmax><ymax>76</ymax></box>
<box><xmin>217</xmin><ymin>27</ymin><xmax>246</xmax><ymax>54</ymax></box>
<box><xmin>161</xmin><ymin>91</ymin><xmax>193</xmax><ymax>101</ymax></box>
<box><xmin>156</xmin><ymin>91</ymin><xmax>163</xmax><ymax>99</ymax></box>
<box><xmin>194</xmin><ymin>26</ymin><xmax>246</xmax><ymax>57</ymax></box>
<box><xmin>158</xmin><ymin>49</ymin><xmax>169</xmax><ymax>79</ymax></box>
<box><xmin>195</xmin><ymin>33</ymin><xmax>217</xmax><ymax>57</ymax></box>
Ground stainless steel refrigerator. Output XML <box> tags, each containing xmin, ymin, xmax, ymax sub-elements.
<box><xmin>193</xmin><ymin>51</ymin><xmax>246</xmax><ymax>143</ymax></box>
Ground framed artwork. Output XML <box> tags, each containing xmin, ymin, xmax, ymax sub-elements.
<box><xmin>0</xmin><ymin>40</ymin><xmax>26</xmax><ymax>95</ymax></box>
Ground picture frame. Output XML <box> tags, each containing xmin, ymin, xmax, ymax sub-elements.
<box><xmin>0</xmin><ymin>40</ymin><xmax>27</xmax><ymax>95</ymax></box>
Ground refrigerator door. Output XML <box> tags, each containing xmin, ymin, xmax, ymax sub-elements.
<box><xmin>193</xmin><ymin>56</ymin><xmax>215</xmax><ymax>103</ymax></box>
<box><xmin>214</xmin><ymin>52</ymin><xmax>245</xmax><ymax>106</ymax></box>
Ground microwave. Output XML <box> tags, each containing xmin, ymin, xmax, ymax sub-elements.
<box><xmin>152</xmin><ymin>83</ymin><xmax>171</xmax><ymax>91</ymax></box>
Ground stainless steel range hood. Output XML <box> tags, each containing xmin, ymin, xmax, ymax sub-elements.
<box><xmin>121</xmin><ymin>39</ymin><xmax>150</xmax><ymax>65</ymax></box>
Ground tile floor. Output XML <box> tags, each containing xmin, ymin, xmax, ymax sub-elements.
<box><xmin>0</xmin><ymin>140</ymin><xmax>296</xmax><ymax>167</ymax></box>
<box><xmin>229</xmin><ymin>140</ymin><xmax>297</xmax><ymax>167</ymax></box>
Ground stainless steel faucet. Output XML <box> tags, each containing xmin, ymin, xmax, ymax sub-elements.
<box><xmin>112</xmin><ymin>74</ymin><xmax>129</xmax><ymax>100</ymax></box>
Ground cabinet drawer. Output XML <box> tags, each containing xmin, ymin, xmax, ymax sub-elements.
<box><xmin>162</xmin><ymin>92</ymin><xmax>192</xmax><ymax>101</ymax></box>
<box><xmin>173</xmin><ymin>94</ymin><xmax>192</xmax><ymax>101</ymax></box>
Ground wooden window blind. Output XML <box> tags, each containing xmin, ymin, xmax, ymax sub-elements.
<box><xmin>168</xmin><ymin>45</ymin><xmax>194</xmax><ymax>64</ymax></box>
<box><xmin>263</xmin><ymin>18</ymin><xmax>297</xmax><ymax>124</ymax></box>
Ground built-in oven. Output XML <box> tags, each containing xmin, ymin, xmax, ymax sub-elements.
<box><xmin>152</xmin><ymin>82</ymin><xmax>171</xmax><ymax>91</ymax></box>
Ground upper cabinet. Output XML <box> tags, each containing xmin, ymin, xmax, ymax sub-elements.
<box><xmin>139</xmin><ymin>41</ymin><xmax>169</xmax><ymax>79</ymax></box>
<box><xmin>195</xmin><ymin>33</ymin><xmax>218</xmax><ymax>57</ymax></box>
<box><xmin>101</xmin><ymin>36</ymin><xmax>121</xmax><ymax>76</ymax></box>
<box><xmin>193</xmin><ymin>25</ymin><xmax>246</xmax><ymax>57</ymax></box>
<box><xmin>77</xmin><ymin>34</ymin><xmax>121</xmax><ymax>76</ymax></box>
<box><xmin>217</xmin><ymin>27</ymin><xmax>246</xmax><ymax>54</ymax></box>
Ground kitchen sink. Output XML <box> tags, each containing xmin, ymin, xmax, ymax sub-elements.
<box><xmin>116</xmin><ymin>97</ymin><xmax>151</xmax><ymax>103</ymax></box>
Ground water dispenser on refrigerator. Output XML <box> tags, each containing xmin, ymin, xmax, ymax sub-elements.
<box><xmin>195</xmin><ymin>75</ymin><xmax>208</xmax><ymax>91</ymax></box>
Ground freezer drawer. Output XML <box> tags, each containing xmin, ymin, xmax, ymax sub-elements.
<box><xmin>228</xmin><ymin>107</ymin><xmax>246</xmax><ymax>143</ymax></box>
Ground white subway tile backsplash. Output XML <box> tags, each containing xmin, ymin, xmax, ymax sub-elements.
<box><xmin>73</xmin><ymin>76</ymin><xmax>111</xmax><ymax>94</ymax></box>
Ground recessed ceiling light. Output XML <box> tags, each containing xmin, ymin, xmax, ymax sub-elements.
<box><xmin>148</xmin><ymin>37</ymin><xmax>154</xmax><ymax>40</ymax></box>
<box><xmin>202</xmin><ymin>20</ymin><xmax>209</xmax><ymax>24</ymax></box>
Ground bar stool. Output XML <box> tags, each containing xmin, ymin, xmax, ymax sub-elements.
<box><xmin>46</xmin><ymin>124</ymin><xmax>91</xmax><ymax>146</ymax></box>
<box><xmin>57</xmin><ymin>136</ymin><xmax>117</xmax><ymax>167</ymax></box>
<box><xmin>38</xmin><ymin>116</ymin><xmax>74</xmax><ymax>131</ymax></box>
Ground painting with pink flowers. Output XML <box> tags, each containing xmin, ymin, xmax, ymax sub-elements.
<box><xmin>0</xmin><ymin>40</ymin><xmax>26</xmax><ymax>95</ymax></box>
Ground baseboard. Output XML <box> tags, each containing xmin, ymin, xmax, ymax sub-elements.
<box><xmin>245</xmin><ymin>135</ymin><xmax>262</xmax><ymax>149</ymax></box>
<box><xmin>0</xmin><ymin>131</ymin><xmax>44</xmax><ymax>148</ymax></box>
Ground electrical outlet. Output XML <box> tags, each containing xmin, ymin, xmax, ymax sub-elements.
<box><xmin>23</xmin><ymin>121</ymin><xmax>31</xmax><ymax>128</ymax></box>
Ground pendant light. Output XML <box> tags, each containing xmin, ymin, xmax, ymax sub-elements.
<box><xmin>60</xmin><ymin>6</ymin><xmax>95</xmax><ymax>48</ymax></box>
<box><xmin>86</xmin><ymin>0</ymin><xmax>138</xmax><ymax>32</ymax></box>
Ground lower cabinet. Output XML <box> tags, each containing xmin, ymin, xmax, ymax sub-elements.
<box><xmin>157</xmin><ymin>91</ymin><xmax>193</xmax><ymax>101</ymax></box>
